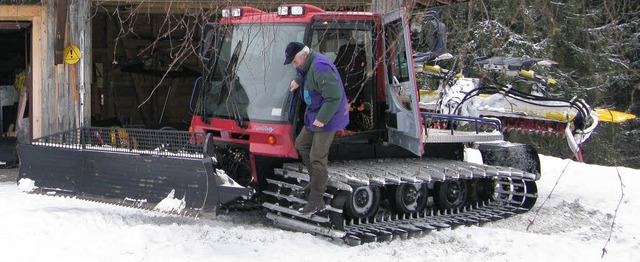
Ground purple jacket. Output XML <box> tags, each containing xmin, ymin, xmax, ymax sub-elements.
<box><xmin>295</xmin><ymin>51</ymin><xmax>349</xmax><ymax>132</ymax></box>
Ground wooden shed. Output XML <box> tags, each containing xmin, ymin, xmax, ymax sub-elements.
<box><xmin>0</xmin><ymin>0</ymin><xmax>92</xmax><ymax>144</ymax></box>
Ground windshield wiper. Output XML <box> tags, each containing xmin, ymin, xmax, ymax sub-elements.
<box><xmin>224</xmin><ymin>40</ymin><xmax>248</xmax><ymax>129</ymax></box>
<box><xmin>199</xmin><ymin>26</ymin><xmax>226</xmax><ymax>124</ymax></box>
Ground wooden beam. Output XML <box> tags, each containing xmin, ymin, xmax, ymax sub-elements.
<box><xmin>54</xmin><ymin>0</ymin><xmax>68</xmax><ymax>65</ymax></box>
<box><xmin>31</xmin><ymin>15</ymin><xmax>42</xmax><ymax>139</ymax></box>
<box><xmin>0</xmin><ymin>5</ymin><xmax>40</xmax><ymax>19</ymax></box>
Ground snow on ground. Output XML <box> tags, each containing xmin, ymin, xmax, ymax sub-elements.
<box><xmin>0</xmin><ymin>155</ymin><xmax>638</xmax><ymax>262</ymax></box>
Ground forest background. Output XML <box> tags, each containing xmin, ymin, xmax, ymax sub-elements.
<box><xmin>416</xmin><ymin>0</ymin><xmax>639</xmax><ymax>168</ymax></box>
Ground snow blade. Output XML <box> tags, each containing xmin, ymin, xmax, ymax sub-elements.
<box><xmin>17</xmin><ymin>127</ymin><xmax>251</xmax><ymax>213</ymax></box>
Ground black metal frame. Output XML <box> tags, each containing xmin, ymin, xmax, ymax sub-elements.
<box><xmin>30</xmin><ymin>127</ymin><xmax>207</xmax><ymax>158</ymax></box>
<box><xmin>18</xmin><ymin>127</ymin><xmax>251</xmax><ymax>212</ymax></box>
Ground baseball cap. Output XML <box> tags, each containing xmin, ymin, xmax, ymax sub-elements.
<box><xmin>284</xmin><ymin>42</ymin><xmax>305</xmax><ymax>65</ymax></box>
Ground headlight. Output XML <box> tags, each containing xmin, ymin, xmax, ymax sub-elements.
<box><xmin>231</xmin><ymin>8</ymin><xmax>242</xmax><ymax>17</ymax></box>
<box><xmin>290</xmin><ymin>6</ymin><xmax>304</xmax><ymax>15</ymax></box>
<box><xmin>277</xmin><ymin>6</ymin><xmax>289</xmax><ymax>16</ymax></box>
<box><xmin>221</xmin><ymin>9</ymin><xmax>230</xmax><ymax>18</ymax></box>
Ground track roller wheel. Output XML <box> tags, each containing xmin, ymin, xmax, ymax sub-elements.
<box><xmin>474</xmin><ymin>178</ymin><xmax>494</xmax><ymax>204</ymax></box>
<box><xmin>435</xmin><ymin>179</ymin><xmax>468</xmax><ymax>210</ymax></box>
<box><xmin>345</xmin><ymin>186</ymin><xmax>380</xmax><ymax>220</ymax></box>
<box><xmin>392</xmin><ymin>183</ymin><xmax>428</xmax><ymax>214</ymax></box>
<box><xmin>522</xmin><ymin>180</ymin><xmax>537</xmax><ymax>209</ymax></box>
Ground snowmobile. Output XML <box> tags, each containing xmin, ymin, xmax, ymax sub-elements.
<box><xmin>16</xmin><ymin>2</ymin><xmax>623</xmax><ymax>245</ymax></box>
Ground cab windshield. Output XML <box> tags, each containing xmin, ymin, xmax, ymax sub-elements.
<box><xmin>202</xmin><ymin>24</ymin><xmax>305</xmax><ymax>123</ymax></box>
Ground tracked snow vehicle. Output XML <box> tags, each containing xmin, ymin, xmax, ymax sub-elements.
<box><xmin>18</xmin><ymin>3</ymin><xmax>603</xmax><ymax>245</ymax></box>
<box><xmin>189</xmin><ymin>3</ymin><xmax>543</xmax><ymax>244</ymax></box>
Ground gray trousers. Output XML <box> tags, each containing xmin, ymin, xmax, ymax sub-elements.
<box><xmin>294</xmin><ymin>127</ymin><xmax>335</xmax><ymax>196</ymax></box>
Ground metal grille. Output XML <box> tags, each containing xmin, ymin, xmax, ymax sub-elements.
<box><xmin>421</xmin><ymin>112</ymin><xmax>502</xmax><ymax>135</ymax></box>
<box><xmin>31</xmin><ymin>127</ymin><xmax>208</xmax><ymax>159</ymax></box>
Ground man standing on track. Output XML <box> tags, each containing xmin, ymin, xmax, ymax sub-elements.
<box><xmin>284</xmin><ymin>42</ymin><xmax>349</xmax><ymax>215</ymax></box>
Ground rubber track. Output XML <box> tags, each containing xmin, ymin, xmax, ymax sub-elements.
<box><xmin>262</xmin><ymin>158</ymin><xmax>538</xmax><ymax>245</ymax></box>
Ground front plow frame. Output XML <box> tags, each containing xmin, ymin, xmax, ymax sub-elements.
<box><xmin>17</xmin><ymin>127</ymin><xmax>251</xmax><ymax>214</ymax></box>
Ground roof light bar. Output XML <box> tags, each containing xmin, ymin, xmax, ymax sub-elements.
<box><xmin>278</xmin><ymin>5</ymin><xmax>305</xmax><ymax>16</ymax></box>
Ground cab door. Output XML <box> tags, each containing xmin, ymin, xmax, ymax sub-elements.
<box><xmin>382</xmin><ymin>9</ymin><xmax>423</xmax><ymax>156</ymax></box>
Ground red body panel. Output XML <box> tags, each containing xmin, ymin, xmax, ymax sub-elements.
<box><xmin>191</xmin><ymin>116</ymin><xmax>298</xmax><ymax>159</ymax></box>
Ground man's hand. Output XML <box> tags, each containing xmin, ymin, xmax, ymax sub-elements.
<box><xmin>290</xmin><ymin>80</ymin><xmax>299</xmax><ymax>92</ymax></box>
<box><xmin>312</xmin><ymin>119</ymin><xmax>325</xmax><ymax>127</ymax></box>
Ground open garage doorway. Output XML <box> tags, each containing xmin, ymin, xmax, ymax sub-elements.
<box><xmin>90</xmin><ymin>10</ymin><xmax>203</xmax><ymax>130</ymax></box>
<box><xmin>0</xmin><ymin>21</ymin><xmax>30</xmax><ymax>167</ymax></box>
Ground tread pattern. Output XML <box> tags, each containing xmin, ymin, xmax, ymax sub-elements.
<box><xmin>262</xmin><ymin>158</ymin><xmax>537</xmax><ymax>245</ymax></box>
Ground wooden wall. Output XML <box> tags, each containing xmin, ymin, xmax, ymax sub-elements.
<box><xmin>41</xmin><ymin>0</ymin><xmax>90</xmax><ymax>136</ymax></box>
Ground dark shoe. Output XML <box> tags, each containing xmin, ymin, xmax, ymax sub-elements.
<box><xmin>293</xmin><ymin>183</ymin><xmax>311</xmax><ymax>199</ymax></box>
<box><xmin>298</xmin><ymin>197</ymin><xmax>327</xmax><ymax>215</ymax></box>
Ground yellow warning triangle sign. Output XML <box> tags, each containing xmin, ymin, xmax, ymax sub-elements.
<box><xmin>64</xmin><ymin>45</ymin><xmax>81</xmax><ymax>64</ymax></box>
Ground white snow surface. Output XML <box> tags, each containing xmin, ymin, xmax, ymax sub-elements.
<box><xmin>0</xmin><ymin>155</ymin><xmax>638</xmax><ymax>262</ymax></box>
<box><xmin>154</xmin><ymin>189</ymin><xmax>186</xmax><ymax>213</ymax></box>
<box><xmin>16</xmin><ymin>178</ymin><xmax>36</xmax><ymax>192</ymax></box>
